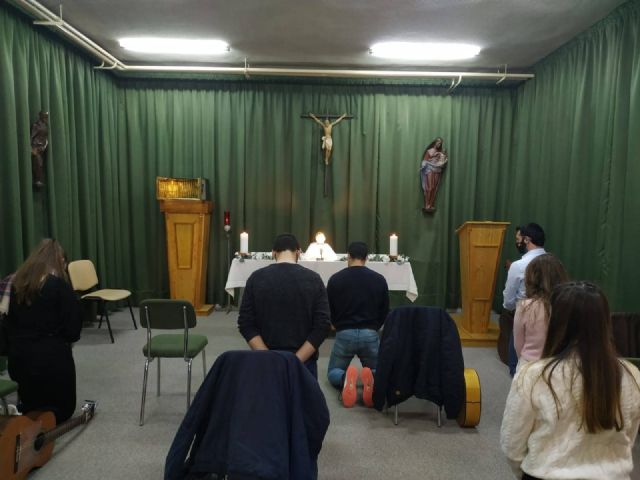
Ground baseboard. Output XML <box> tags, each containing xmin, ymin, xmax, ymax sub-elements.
<box><xmin>450</xmin><ymin>312</ymin><xmax>500</xmax><ymax>347</ymax></box>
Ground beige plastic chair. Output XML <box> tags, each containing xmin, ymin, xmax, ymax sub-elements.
<box><xmin>68</xmin><ymin>260</ymin><xmax>137</xmax><ymax>343</ymax></box>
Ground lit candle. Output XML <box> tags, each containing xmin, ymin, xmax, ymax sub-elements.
<box><xmin>389</xmin><ymin>233</ymin><xmax>398</xmax><ymax>256</ymax></box>
<box><xmin>240</xmin><ymin>232</ymin><xmax>249</xmax><ymax>254</ymax></box>
<box><xmin>224</xmin><ymin>210</ymin><xmax>230</xmax><ymax>226</ymax></box>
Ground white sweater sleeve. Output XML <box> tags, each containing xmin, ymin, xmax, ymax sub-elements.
<box><xmin>500</xmin><ymin>368</ymin><xmax>537</xmax><ymax>477</ymax></box>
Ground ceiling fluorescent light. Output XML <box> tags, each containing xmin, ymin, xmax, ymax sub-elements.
<box><xmin>119</xmin><ymin>38</ymin><xmax>229</xmax><ymax>55</ymax></box>
<box><xmin>370</xmin><ymin>42</ymin><xmax>480</xmax><ymax>61</ymax></box>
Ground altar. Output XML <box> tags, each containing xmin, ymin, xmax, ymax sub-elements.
<box><xmin>225</xmin><ymin>254</ymin><xmax>418</xmax><ymax>301</ymax></box>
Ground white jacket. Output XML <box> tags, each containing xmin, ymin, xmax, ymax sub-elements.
<box><xmin>501</xmin><ymin>357</ymin><xmax>640</xmax><ymax>479</ymax></box>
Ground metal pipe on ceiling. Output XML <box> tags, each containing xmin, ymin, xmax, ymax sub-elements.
<box><xmin>124</xmin><ymin>64</ymin><xmax>534</xmax><ymax>81</ymax></box>
<box><xmin>14</xmin><ymin>0</ymin><xmax>124</xmax><ymax>69</ymax></box>
<box><xmin>13</xmin><ymin>0</ymin><xmax>534</xmax><ymax>82</ymax></box>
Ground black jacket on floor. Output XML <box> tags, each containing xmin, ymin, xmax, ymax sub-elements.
<box><xmin>165</xmin><ymin>350</ymin><xmax>330</xmax><ymax>480</ymax></box>
<box><xmin>372</xmin><ymin>306</ymin><xmax>465</xmax><ymax>419</ymax></box>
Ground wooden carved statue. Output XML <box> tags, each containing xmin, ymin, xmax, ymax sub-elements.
<box><xmin>420</xmin><ymin>137</ymin><xmax>449</xmax><ymax>213</ymax></box>
<box><xmin>30</xmin><ymin>111</ymin><xmax>49</xmax><ymax>189</ymax></box>
<box><xmin>309</xmin><ymin>112</ymin><xmax>347</xmax><ymax>165</ymax></box>
<box><xmin>307</xmin><ymin>112</ymin><xmax>350</xmax><ymax>197</ymax></box>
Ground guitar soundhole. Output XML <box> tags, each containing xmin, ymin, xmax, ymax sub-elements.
<box><xmin>34</xmin><ymin>433</ymin><xmax>46</xmax><ymax>451</ymax></box>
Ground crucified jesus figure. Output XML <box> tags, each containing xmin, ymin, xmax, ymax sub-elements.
<box><xmin>309</xmin><ymin>113</ymin><xmax>347</xmax><ymax>165</ymax></box>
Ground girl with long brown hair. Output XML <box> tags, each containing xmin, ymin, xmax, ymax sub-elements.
<box><xmin>513</xmin><ymin>254</ymin><xmax>568</xmax><ymax>369</ymax></box>
<box><xmin>501</xmin><ymin>282</ymin><xmax>640</xmax><ymax>480</ymax></box>
<box><xmin>5</xmin><ymin>239</ymin><xmax>82</xmax><ymax>423</ymax></box>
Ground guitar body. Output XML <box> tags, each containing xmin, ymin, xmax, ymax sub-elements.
<box><xmin>457</xmin><ymin>368</ymin><xmax>481</xmax><ymax>428</ymax></box>
<box><xmin>0</xmin><ymin>401</ymin><xmax>96</xmax><ymax>480</ymax></box>
<box><xmin>0</xmin><ymin>411</ymin><xmax>56</xmax><ymax>480</ymax></box>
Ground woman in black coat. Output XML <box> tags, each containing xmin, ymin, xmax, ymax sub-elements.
<box><xmin>5</xmin><ymin>238</ymin><xmax>82</xmax><ymax>423</ymax></box>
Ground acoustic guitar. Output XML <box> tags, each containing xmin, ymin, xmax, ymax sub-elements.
<box><xmin>457</xmin><ymin>368</ymin><xmax>481</xmax><ymax>427</ymax></box>
<box><xmin>0</xmin><ymin>401</ymin><xmax>97</xmax><ymax>480</ymax></box>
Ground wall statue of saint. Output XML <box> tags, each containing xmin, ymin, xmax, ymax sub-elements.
<box><xmin>30</xmin><ymin>111</ymin><xmax>49</xmax><ymax>189</ymax></box>
<box><xmin>420</xmin><ymin>136</ymin><xmax>448</xmax><ymax>213</ymax></box>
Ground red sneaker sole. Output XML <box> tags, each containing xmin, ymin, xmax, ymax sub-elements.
<box><xmin>361</xmin><ymin>367</ymin><xmax>374</xmax><ymax>407</ymax></box>
<box><xmin>342</xmin><ymin>366</ymin><xmax>358</xmax><ymax>408</ymax></box>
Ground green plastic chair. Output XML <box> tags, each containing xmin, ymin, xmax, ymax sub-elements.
<box><xmin>0</xmin><ymin>356</ymin><xmax>18</xmax><ymax>413</ymax></box>
<box><xmin>139</xmin><ymin>299</ymin><xmax>208</xmax><ymax>425</ymax></box>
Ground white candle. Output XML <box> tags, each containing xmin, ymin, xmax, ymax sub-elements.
<box><xmin>240</xmin><ymin>232</ymin><xmax>249</xmax><ymax>254</ymax></box>
<box><xmin>389</xmin><ymin>233</ymin><xmax>398</xmax><ymax>256</ymax></box>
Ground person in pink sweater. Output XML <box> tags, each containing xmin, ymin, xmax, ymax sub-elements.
<box><xmin>513</xmin><ymin>254</ymin><xmax>568</xmax><ymax>368</ymax></box>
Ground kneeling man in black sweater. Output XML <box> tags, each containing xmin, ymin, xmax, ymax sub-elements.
<box><xmin>326</xmin><ymin>241</ymin><xmax>389</xmax><ymax>408</ymax></box>
<box><xmin>238</xmin><ymin>233</ymin><xmax>331</xmax><ymax>378</ymax></box>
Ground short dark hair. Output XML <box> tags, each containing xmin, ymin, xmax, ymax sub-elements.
<box><xmin>272</xmin><ymin>233</ymin><xmax>300</xmax><ymax>253</ymax></box>
<box><xmin>347</xmin><ymin>241</ymin><xmax>368</xmax><ymax>260</ymax></box>
<box><xmin>521</xmin><ymin>223</ymin><xmax>545</xmax><ymax>246</ymax></box>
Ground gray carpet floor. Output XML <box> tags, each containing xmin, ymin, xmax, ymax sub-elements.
<box><xmin>5</xmin><ymin>307</ymin><xmax>639</xmax><ymax>479</ymax></box>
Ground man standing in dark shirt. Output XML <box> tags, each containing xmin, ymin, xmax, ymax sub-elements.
<box><xmin>326</xmin><ymin>242</ymin><xmax>389</xmax><ymax>407</ymax></box>
<box><xmin>238</xmin><ymin>233</ymin><xmax>331</xmax><ymax>379</ymax></box>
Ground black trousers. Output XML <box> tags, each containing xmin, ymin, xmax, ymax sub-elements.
<box><xmin>8</xmin><ymin>341</ymin><xmax>76</xmax><ymax>423</ymax></box>
<box><xmin>498</xmin><ymin>309</ymin><xmax>515</xmax><ymax>364</ymax></box>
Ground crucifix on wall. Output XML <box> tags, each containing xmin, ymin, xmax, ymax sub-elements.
<box><xmin>303</xmin><ymin>112</ymin><xmax>353</xmax><ymax>196</ymax></box>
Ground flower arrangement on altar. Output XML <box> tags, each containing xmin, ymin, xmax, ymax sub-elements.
<box><xmin>234</xmin><ymin>251</ymin><xmax>409</xmax><ymax>264</ymax></box>
<box><xmin>337</xmin><ymin>254</ymin><xmax>410</xmax><ymax>264</ymax></box>
<box><xmin>234</xmin><ymin>251</ymin><xmax>273</xmax><ymax>262</ymax></box>
<box><xmin>370</xmin><ymin>253</ymin><xmax>410</xmax><ymax>264</ymax></box>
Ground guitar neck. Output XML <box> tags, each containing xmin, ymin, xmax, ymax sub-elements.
<box><xmin>40</xmin><ymin>415</ymin><xmax>86</xmax><ymax>446</ymax></box>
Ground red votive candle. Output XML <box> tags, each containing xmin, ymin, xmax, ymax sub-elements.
<box><xmin>224</xmin><ymin>210</ymin><xmax>230</xmax><ymax>226</ymax></box>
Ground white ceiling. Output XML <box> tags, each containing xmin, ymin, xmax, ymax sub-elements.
<box><xmin>17</xmin><ymin>0</ymin><xmax>629</xmax><ymax>71</ymax></box>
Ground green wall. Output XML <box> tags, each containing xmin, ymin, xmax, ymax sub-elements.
<box><xmin>1</xmin><ymin>1</ymin><xmax>639</xmax><ymax>311</ymax></box>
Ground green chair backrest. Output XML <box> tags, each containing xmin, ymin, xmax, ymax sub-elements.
<box><xmin>139</xmin><ymin>299</ymin><xmax>197</xmax><ymax>330</ymax></box>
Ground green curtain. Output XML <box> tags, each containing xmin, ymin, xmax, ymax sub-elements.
<box><xmin>507</xmin><ymin>0</ymin><xmax>640</xmax><ymax>311</ymax></box>
<box><xmin>2</xmin><ymin>0</ymin><xmax>639</xmax><ymax>311</ymax></box>
<box><xmin>117</xmin><ymin>81</ymin><xmax>515</xmax><ymax>306</ymax></box>
<box><xmin>0</xmin><ymin>6</ymin><xmax>125</xmax><ymax>287</ymax></box>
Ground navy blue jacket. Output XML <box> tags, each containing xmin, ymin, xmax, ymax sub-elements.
<box><xmin>165</xmin><ymin>350</ymin><xmax>330</xmax><ymax>480</ymax></box>
<box><xmin>372</xmin><ymin>306</ymin><xmax>465</xmax><ymax>419</ymax></box>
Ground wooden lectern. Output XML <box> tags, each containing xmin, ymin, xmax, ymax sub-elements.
<box><xmin>454</xmin><ymin>221</ymin><xmax>509</xmax><ymax>346</ymax></box>
<box><xmin>160</xmin><ymin>200</ymin><xmax>214</xmax><ymax>316</ymax></box>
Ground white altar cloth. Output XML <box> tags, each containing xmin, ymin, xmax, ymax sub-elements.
<box><xmin>224</xmin><ymin>256</ymin><xmax>418</xmax><ymax>301</ymax></box>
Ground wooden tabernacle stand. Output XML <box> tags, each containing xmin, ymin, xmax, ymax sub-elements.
<box><xmin>453</xmin><ymin>221</ymin><xmax>510</xmax><ymax>346</ymax></box>
<box><xmin>160</xmin><ymin>199</ymin><xmax>214</xmax><ymax>316</ymax></box>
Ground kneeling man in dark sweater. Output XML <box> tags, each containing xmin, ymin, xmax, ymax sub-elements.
<box><xmin>326</xmin><ymin>241</ymin><xmax>389</xmax><ymax>407</ymax></box>
<box><xmin>238</xmin><ymin>233</ymin><xmax>331</xmax><ymax>378</ymax></box>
